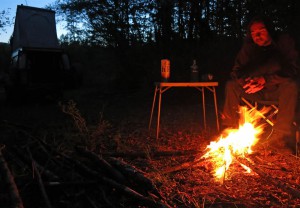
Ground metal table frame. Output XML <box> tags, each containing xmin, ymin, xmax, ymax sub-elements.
<box><xmin>149</xmin><ymin>82</ymin><xmax>220</xmax><ymax>139</ymax></box>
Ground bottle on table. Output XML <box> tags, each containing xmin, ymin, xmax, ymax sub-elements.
<box><xmin>190</xmin><ymin>59</ymin><xmax>199</xmax><ymax>82</ymax></box>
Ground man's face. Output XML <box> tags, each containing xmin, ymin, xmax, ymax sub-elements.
<box><xmin>250</xmin><ymin>21</ymin><xmax>272</xmax><ymax>46</ymax></box>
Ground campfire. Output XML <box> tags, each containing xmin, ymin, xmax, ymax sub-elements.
<box><xmin>202</xmin><ymin>106</ymin><xmax>267</xmax><ymax>181</ymax></box>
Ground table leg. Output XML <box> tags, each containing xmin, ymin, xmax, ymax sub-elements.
<box><xmin>202</xmin><ymin>87</ymin><xmax>206</xmax><ymax>130</ymax></box>
<box><xmin>156</xmin><ymin>87</ymin><xmax>162</xmax><ymax>139</ymax></box>
<box><xmin>212</xmin><ymin>87</ymin><xmax>220</xmax><ymax>131</ymax></box>
<box><xmin>149</xmin><ymin>86</ymin><xmax>158</xmax><ymax>130</ymax></box>
<box><xmin>296</xmin><ymin>130</ymin><xmax>299</xmax><ymax>157</ymax></box>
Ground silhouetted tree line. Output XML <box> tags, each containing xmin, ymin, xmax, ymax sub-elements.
<box><xmin>52</xmin><ymin>0</ymin><xmax>300</xmax><ymax>48</ymax></box>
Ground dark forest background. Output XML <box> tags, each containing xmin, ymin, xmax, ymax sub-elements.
<box><xmin>1</xmin><ymin>0</ymin><xmax>300</xmax><ymax>91</ymax></box>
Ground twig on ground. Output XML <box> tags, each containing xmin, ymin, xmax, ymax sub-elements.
<box><xmin>0</xmin><ymin>145</ymin><xmax>24</xmax><ymax>208</ymax></box>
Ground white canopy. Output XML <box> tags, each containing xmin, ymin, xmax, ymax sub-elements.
<box><xmin>12</xmin><ymin>5</ymin><xmax>60</xmax><ymax>51</ymax></box>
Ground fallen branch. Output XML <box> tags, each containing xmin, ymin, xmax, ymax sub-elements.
<box><xmin>75</xmin><ymin>146</ymin><xmax>126</xmax><ymax>183</ymax></box>
<box><xmin>9</xmin><ymin>146</ymin><xmax>64</xmax><ymax>181</ymax></box>
<box><xmin>251</xmin><ymin>155</ymin><xmax>291</xmax><ymax>172</ymax></box>
<box><xmin>236</xmin><ymin>156</ymin><xmax>300</xmax><ymax>199</ymax></box>
<box><xmin>96</xmin><ymin>187</ymin><xmax>116</xmax><ymax>208</ymax></box>
<box><xmin>85</xmin><ymin>195</ymin><xmax>101</xmax><ymax>208</ymax></box>
<box><xmin>101</xmin><ymin>149</ymin><xmax>199</xmax><ymax>158</ymax></box>
<box><xmin>27</xmin><ymin>147</ymin><xmax>53</xmax><ymax>208</ymax></box>
<box><xmin>107</xmin><ymin>156</ymin><xmax>162</xmax><ymax>198</ymax></box>
<box><xmin>0</xmin><ymin>145</ymin><xmax>24</xmax><ymax>208</ymax></box>
<box><xmin>161</xmin><ymin>157</ymin><xmax>207</xmax><ymax>174</ymax></box>
<box><xmin>62</xmin><ymin>153</ymin><xmax>172</xmax><ymax>208</ymax></box>
<box><xmin>43</xmin><ymin>180</ymin><xmax>98</xmax><ymax>187</ymax></box>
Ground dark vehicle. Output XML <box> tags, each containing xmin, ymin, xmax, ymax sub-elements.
<box><xmin>4</xmin><ymin>5</ymin><xmax>81</xmax><ymax>101</ymax></box>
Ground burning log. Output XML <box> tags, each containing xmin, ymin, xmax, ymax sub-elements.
<box><xmin>0</xmin><ymin>146</ymin><xmax>24</xmax><ymax>208</ymax></box>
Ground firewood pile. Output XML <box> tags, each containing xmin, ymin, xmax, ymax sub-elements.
<box><xmin>0</xmin><ymin>136</ymin><xmax>173</xmax><ymax>208</ymax></box>
<box><xmin>1</xmin><ymin>120</ymin><xmax>300</xmax><ymax>208</ymax></box>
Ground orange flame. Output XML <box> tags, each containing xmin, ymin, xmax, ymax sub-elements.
<box><xmin>202</xmin><ymin>106</ymin><xmax>269</xmax><ymax>181</ymax></box>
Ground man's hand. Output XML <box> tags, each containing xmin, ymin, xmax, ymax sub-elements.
<box><xmin>243</xmin><ymin>76</ymin><xmax>266</xmax><ymax>94</ymax></box>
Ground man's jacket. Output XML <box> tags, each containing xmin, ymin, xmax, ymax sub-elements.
<box><xmin>231</xmin><ymin>33</ymin><xmax>299</xmax><ymax>89</ymax></box>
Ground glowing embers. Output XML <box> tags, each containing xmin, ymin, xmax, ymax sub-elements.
<box><xmin>202</xmin><ymin>106</ymin><xmax>268</xmax><ymax>181</ymax></box>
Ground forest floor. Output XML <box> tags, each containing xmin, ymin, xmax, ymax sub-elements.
<box><xmin>1</xmin><ymin>84</ymin><xmax>300</xmax><ymax>208</ymax></box>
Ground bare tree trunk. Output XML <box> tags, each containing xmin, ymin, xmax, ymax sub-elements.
<box><xmin>159</xmin><ymin>0</ymin><xmax>173</xmax><ymax>58</ymax></box>
<box><xmin>177</xmin><ymin>0</ymin><xmax>185</xmax><ymax>39</ymax></box>
<box><xmin>187</xmin><ymin>0</ymin><xmax>195</xmax><ymax>40</ymax></box>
